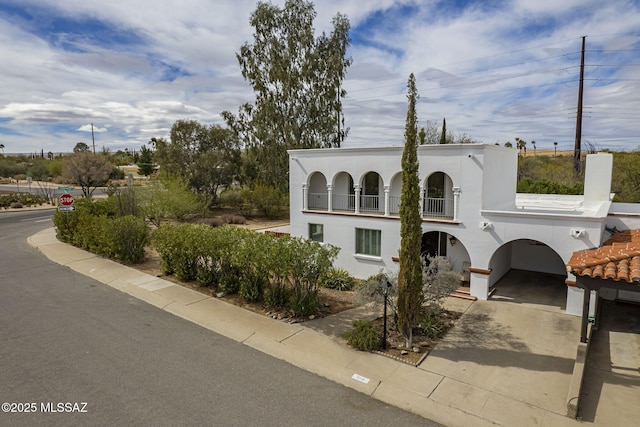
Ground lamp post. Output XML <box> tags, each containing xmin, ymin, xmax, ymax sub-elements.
<box><xmin>381</xmin><ymin>277</ymin><xmax>392</xmax><ymax>349</ymax></box>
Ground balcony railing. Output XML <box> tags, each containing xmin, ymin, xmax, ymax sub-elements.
<box><xmin>424</xmin><ymin>197</ymin><xmax>454</xmax><ymax>219</ymax></box>
<box><xmin>332</xmin><ymin>193</ymin><xmax>355</xmax><ymax>212</ymax></box>
<box><xmin>306</xmin><ymin>193</ymin><xmax>454</xmax><ymax>220</ymax></box>
<box><xmin>360</xmin><ymin>195</ymin><xmax>380</xmax><ymax>212</ymax></box>
<box><xmin>308</xmin><ymin>192</ymin><xmax>328</xmax><ymax>210</ymax></box>
<box><xmin>389</xmin><ymin>196</ymin><xmax>401</xmax><ymax>214</ymax></box>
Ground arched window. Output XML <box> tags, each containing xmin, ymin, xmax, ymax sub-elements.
<box><xmin>424</xmin><ymin>172</ymin><xmax>453</xmax><ymax>219</ymax></box>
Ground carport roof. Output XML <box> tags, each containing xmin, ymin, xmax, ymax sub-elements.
<box><xmin>567</xmin><ymin>229</ymin><xmax>640</xmax><ymax>283</ymax></box>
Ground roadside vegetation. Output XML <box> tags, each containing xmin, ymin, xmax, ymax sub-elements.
<box><xmin>51</xmin><ymin>185</ymin><xmax>338</xmax><ymax>317</ymax></box>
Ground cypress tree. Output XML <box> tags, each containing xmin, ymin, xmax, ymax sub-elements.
<box><xmin>439</xmin><ymin>117</ymin><xmax>447</xmax><ymax>144</ymax></box>
<box><xmin>397</xmin><ymin>74</ymin><xmax>423</xmax><ymax>348</ymax></box>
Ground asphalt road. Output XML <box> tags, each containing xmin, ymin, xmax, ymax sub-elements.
<box><xmin>0</xmin><ymin>210</ymin><xmax>438</xmax><ymax>426</ymax></box>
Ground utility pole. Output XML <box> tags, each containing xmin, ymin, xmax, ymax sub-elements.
<box><xmin>573</xmin><ymin>36</ymin><xmax>585</xmax><ymax>175</ymax></box>
<box><xmin>91</xmin><ymin>123</ymin><xmax>96</xmax><ymax>154</ymax></box>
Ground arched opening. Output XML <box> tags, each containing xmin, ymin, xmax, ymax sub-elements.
<box><xmin>424</xmin><ymin>172</ymin><xmax>454</xmax><ymax>219</ymax></box>
<box><xmin>488</xmin><ymin>239</ymin><xmax>567</xmax><ymax>309</ymax></box>
<box><xmin>307</xmin><ymin>172</ymin><xmax>327</xmax><ymax>210</ymax></box>
<box><xmin>332</xmin><ymin>172</ymin><xmax>355</xmax><ymax>212</ymax></box>
<box><xmin>421</xmin><ymin>231</ymin><xmax>447</xmax><ymax>259</ymax></box>
<box><xmin>389</xmin><ymin>172</ymin><xmax>402</xmax><ymax>214</ymax></box>
<box><xmin>360</xmin><ymin>171</ymin><xmax>382</xmax><ymax>212</ymax></box>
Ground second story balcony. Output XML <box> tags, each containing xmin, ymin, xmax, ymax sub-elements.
<box><xmin>304</xmin><ymin>171</ymin><xmax>459</xmax><ymax>222</ymax></box>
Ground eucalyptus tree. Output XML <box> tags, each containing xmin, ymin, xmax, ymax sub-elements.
<box><xmin>222</xmin><ymin>0</ymin><xmax>352</xmax><ymax>192</ymax></box>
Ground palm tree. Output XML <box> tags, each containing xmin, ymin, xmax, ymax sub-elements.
<box><xmin>531</xmin><ymin>140</ymin><xmax>536</xmax><ymax>156</ymax></box>
<box><xmin>516</xmin><ymin>138</ymin><xmax>526</xmax><ymax>157</ymax></box>
<box><xmin>0</xmin><ymin>143</ymin><xmax>4</xmax><ymax>155</ymax></box>
<box><xmin>553</xmin><ymin>141</ymin><xmax>558</xmax><ymax>157</ymax></box>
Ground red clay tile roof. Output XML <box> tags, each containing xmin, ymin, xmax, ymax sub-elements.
<box><xmin>567</xmin><ymin>229</ymin><xmax>640</xmax><ymax>283</ymax></box>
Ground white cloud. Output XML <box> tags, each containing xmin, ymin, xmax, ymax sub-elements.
<box><xmin>0</xmin><ymin>0</ymin><xmax>638</xmax><ymax>154</ymax></box>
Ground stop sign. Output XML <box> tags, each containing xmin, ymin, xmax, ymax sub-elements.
<box><xmin>59</xmin><ymin>193</ymin><xmax>75</xmax><ymax>206</ymax></box>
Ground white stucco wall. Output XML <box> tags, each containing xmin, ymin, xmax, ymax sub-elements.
<box><xmin>289</xmin><ymin>147</ymin><xmax>624</xmax><ymax>315</ymax></box>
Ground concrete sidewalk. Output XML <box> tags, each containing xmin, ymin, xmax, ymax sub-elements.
<box><xmin>29</xmin><ymin>227</ymin><xmax>589</xmax><ymax>427</ymax></box>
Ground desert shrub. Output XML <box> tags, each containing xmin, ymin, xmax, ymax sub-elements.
<box><xmin>421</xmin><ymin>256</ymin><xmax>462</xmax><ymax>316</ymax></box>
<box><xmin>321</xmin><ymin>267</ymin><xmax>355</xmax><ymax>291</ymax></box>
<box><xmin>104</xmin><ymin>216</ymin><xmax>149</xmax><ymax>263</ymax></box>
<box><xmin>150</xmin><ymin>223</ymin><xmax>339</xmax><ymax>314</ymax></box>
<box><xmin>113</xmin><ymin>185</ymin><xmax>139</xmax><ymax>217</ymax></box>
<box><xmin>217</xmin><ymin>185</ymin><xmax>286</xmax><ymax>219</ymax></box>
<box><xmin>151</xmin><ymin>224</ymin><xmax>182</xmax><ymax>275</ymax></box>
<box><xmin>239</xmin><ymin>275</ymin><xmax>267</xmax><ymax>302</ymax></box>
<box><xmin>72</xmin><ymin>211</ymin><xmax>110</xmax><ymax>253</ymax></box>
<box><xmin>264</xmin><ymin>283</ymin><xmax>290</xmax><ymax>310</ymax></box>
<box><xmin>0</xmin><ymin>159</ymin><xmax>27</xmax><ymax>177</ymax></box>
<box><xmin>221</xmin><ymin>214</ymin><xmax>246</xmax><ymax>225</ymax></box>
<box><xmin>282</xmin><ymin>237</ymin><xmax>339</xmax><ymax>316</ymax></box>
<box><xmin>418</xmin><ymin>311</ymin><xmax>447</xmax><ymax>339</ymax></box>
<box><xmin>252</xmin><ymin>184</ymin><xmax>286</xmax><ymax>219</ymax></box>
<box><xmin>167</xmin><ymin>224</ymin><xmax>207</xmax><ymax>282</ymax></box>
<box><xmin>517</xmin><ymin>178</ymin><xmax>583</xmax><ymax>195</ymax></box>
<box><xmin>138</xmin><ymin>175</ymin><xmax>203</xmax><ymax>226</ymax></box>
<box><xmin>193</xmin><ymin>227</ymin><xmax>222</xmax><ymax>287</ymax></box>
<box><xmin>290</xmin><ymin>287</ymin><xmax>320</xmax><ymax>317</ymax></box>
<box><xmin>345</xmin><ymin>320</ymin><xmax>381</xmax><ymax>351</ymax></box>
<box><xmin>217</xmin><ymin>266</ymin><xmax>241</xmax><ymax>294</ymax></box>
<box><xmin>85</xmin><ymin>196</ymin><xmax>118</xmax><ymax>217</ymax></box>
<box><xmin>217</xmin><ymin>188</ymin><xmax>243</xmax><ymax>209</ymax></box>
<box><xmin>0</xmin><ymin>193</ymin><xmax>48</xmax><ymax>209</ymax></box>
<box><xmin>52</xmin><ymin>195</ymin><xmax>148</xmax><ymax>263</ymax></box>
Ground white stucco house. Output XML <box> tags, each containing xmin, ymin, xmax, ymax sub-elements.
<box><xmin>288</xmin><ymin>144</ymin><xmax>640</xmax><ymax>317</ymax></box>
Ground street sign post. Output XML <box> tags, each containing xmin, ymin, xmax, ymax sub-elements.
<box><xmin>58</xmin><ymin>205</ymin><xmax>76</xmax><ymax>212</ymax></box>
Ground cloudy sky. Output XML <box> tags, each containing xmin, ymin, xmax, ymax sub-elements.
<box><xmin>1</xmin><ymin>0</ymin><xmax>639</xmax><ymax>154</ymax></box>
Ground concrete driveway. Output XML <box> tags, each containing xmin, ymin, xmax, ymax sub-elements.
<box><xmin>421</xmin><ymin>270</ymin><xmax>583</xmax><ymax>425</ymax></box>
<box><xmin>419</xmin><ymin>269</ymin><xmax>640</xmax><ymax>426</ymax></box>
<box><xmin>579</xmin><ymin>299</ymin><xmax>640</xmax><ymax>425</ymax></box>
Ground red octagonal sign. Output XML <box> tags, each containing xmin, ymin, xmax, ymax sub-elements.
<box><xmin>59</xmin><ymin>193</ymin><xmax>75</xmax><ymax>206</ymax></box>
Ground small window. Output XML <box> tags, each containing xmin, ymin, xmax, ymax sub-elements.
<box><xmin>309</xmin><ymin>224</ymin><xmax>324</xmax><ymax>242</ymax></box>
<box><xmin>356</xmin><ymin>228</ymin><xmax>381</xmax><ymax>257</ymax></box>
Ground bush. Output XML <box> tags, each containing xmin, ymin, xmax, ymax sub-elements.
<box><xmin>290</xmin><ymin>289</ymin><xmax>320</xmax><ymax>317</ymax></box>
<box><xmin>217</xmin><ymin>185</ymin><xmax>286</xmax><ymax>219</ymax></box>
<box><xmin>252</xmin><ymin>184</ymin><xmax>286</xmax><ymax>219</ymax></box>
<box><xmin>104</xmin><ymin>216</ymin><xmax>149</xmax><ymax>263</ymax></box>
<box><xmin>345</xmin><ymin>320</ymin><xmax>381</xmax><ymax>351</ymax></box>
<box><xmin>220</xmin><ymin>214</ymin><xmax>246</xmax><ymax>225</ymax></box>
<box><xmin>0</xmin><ymin>193</ymin><xmax>48</xmax><ymax>209</ymax></box>
<box><xmin>320</xmin><ymin>268</ymin><xmax>355</xmax><ymax>291</ymax></box>
<box><xmin>239</xmin><ymin>274</ymin><xmax>267</xmax><ymax>302</ymax></box>
<box><xmin>264</xmin><ymin>283</ymin><xmax>290</xmax><ymax>310</ymax></box>
<box><xmin>72</xmin><ymin>211</ymin><xmax>110</xmax><ymax>252</ymax></box>
<box><xmin>217</xmin><ymin>266</ymin><xmax>241</xmax><ymax>294</ymax></box>
<box><xmin>217</xmin><ymin>188</ymin><xmax>244</xmax><ymax>209</ymax></box>
<box><xmin>150</xmin><ymin>223</ymin><xmax>181</xmax><ymax>275</ymax></box>
<box><xmin>150</xmin><ymin>223</ymin><xmax>339</xmax><ymax>314</ymax></box>
<box><xmin>151</xmin><ymin>224</ymin><xmax>205</xmax><ymax>282</ymax></box>
<box><xmin>517</xmin><ymin>178</ymin><xmax>583</xmax><ymax>195</ymax></box>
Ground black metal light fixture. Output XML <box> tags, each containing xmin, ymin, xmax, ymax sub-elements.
<box><xmin>380</xmin><ymin>276</ymin><xmax>392</xmax><ymax>350</ymax></box>
<box><xmin>449</xmin><ymin>235</ymin><xmax>457</xmax><ymax>246</ymax></box>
